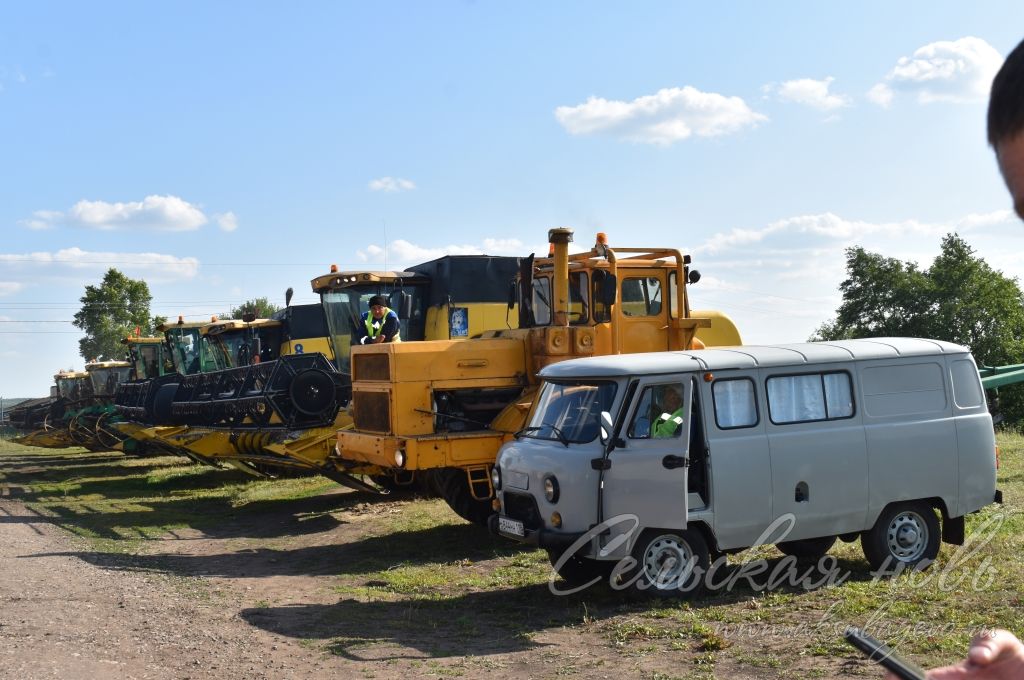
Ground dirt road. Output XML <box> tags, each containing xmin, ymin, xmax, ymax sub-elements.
<box><xmin>0</xmin><ymin>499</ymin><xmax>325</xmax><ymax>680</ymax></box>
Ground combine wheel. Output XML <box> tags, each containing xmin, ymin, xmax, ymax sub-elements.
<box><xmin>433</xmin><ymin>467</ymin><xmax>494</xmax><ymax>526</ymax></box>
<box><xmin>289</xmin><ymin>369</ymin><xmax>337</xmax><ymax>416</ymax></box>
<box><xmin>93</xmin><ymin>411</ymin><xmax>124</xmax><ymax>451</ymax></box>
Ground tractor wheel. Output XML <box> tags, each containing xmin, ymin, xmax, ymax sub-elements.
<box><xmin>433</xmin><ymin>467</ymin><xmax>493</xmax><ymax>526</ymax></box>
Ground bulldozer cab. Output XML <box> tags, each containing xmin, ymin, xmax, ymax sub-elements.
<box><xmin>85</xmin><ymin>361</ymin><xmax>133</xmax><ymax>398</ymax></box>
<box><xmin>513</xmin><ymin>231</ymin><xmax>710</xmax><ymax>360</ymax></box>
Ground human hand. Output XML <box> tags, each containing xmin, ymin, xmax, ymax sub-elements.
<box><xmin>884</xmin><ymin>630</ymin><xmax>1024</xmax><ymax>679</ymax></box>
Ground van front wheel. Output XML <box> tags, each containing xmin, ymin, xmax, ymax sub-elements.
<box><xmin>629</xmin><ymin>529</ymin><xmax>709</xmax><ymax>598</ymax></box>
<box><xmin>546</xmin><ymin>548</ymin><xmax>614</xmax><ymax>587</ymax></box>
<box><xmin>776</xmin><ymin>535</ymin><xmax>836</xmax><ymax>561</ymax></box>
<box><xmin>861</xmin><ymin>502</ymin><xmax>940</xmax><ymax>573</ymax></box>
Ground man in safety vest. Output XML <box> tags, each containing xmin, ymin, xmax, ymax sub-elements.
<box><xmin>358</xmin><ymin>295</ymin><xmax>401</xmax><ymax>345</ymax></box>
<box><xmin>651</xmin><ymin>384</ymin><xmax>684</xmax><ymax>438</ymax></box>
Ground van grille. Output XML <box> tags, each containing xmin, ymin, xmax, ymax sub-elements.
<box><xmin>354</xmin><ymin>354</ymin><xmax>391</xmax><ymax>381</ymax></box>
<box><xmin>353</xmin><ymin>391</ymin><xmax>390</xmax><ymax>433</ymax></box>
<box><xmin>503</xmin><ymin>491</ymin><xmax>542</xmax><ymax>531</ymax></box>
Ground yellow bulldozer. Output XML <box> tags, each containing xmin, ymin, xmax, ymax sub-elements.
<box><xmin>330</xmin><ymin>228</ymin><xmax>741</xmax><ymax>522</ymax></box>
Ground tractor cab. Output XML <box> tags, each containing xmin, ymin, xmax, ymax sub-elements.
<box><xmin>85</xmin><ymin>361</ymin><xmax>133</xmax><ymax>398</ymax></box>
<box><xmin>158</xmin><ymin>317</ymin><xmax>225</xmax><ymax>375</ymax></box>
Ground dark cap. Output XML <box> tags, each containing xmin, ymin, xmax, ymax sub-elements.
<box><xmin>369</xmin><ymin>295</ymin><xmax>388</xmax><ymax>308</ymax></box>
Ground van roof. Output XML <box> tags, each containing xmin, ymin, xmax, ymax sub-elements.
<box><xmin>539</xmin><ymin>338</ymin><xmax>970</xmax><ymax>379</ymax></box>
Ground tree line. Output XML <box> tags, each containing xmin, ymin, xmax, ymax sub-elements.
<box><xmin>74</xmin><ymin>233</ymin><xmax>1024</xmax><ymax>424</ymax></box>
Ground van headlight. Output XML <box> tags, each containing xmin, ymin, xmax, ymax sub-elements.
<box><xmin>543</xmin><ymin>475</ymin><xmax>559</xmax><ymax>503</ymax></box>
<box><xmin>490</xmin><ymin>466</ymin><xmax>502</xmax><ymax>491</ymax></box>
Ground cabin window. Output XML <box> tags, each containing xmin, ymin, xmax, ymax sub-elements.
<box><xmin>767</xmin><ymin>371</ymin><xmax>854</xmax><ymax>424</ymax></box>
<box><xmin>569</xmin><ymin>271</ymin><xmax>589</xmax><ymax>325</ymax></box>
<box><xmin>628</xmin><ymin>383</ymin><xmax>686</xmax><ymax>439</ymax></box>
<box><xmin>712</xmin><ymin>378</ymin><xmax>758</xmax><ymax>429</ymax></box>
<box><xmin>620</xmin><ymin>277</ymin><xmax>663</xmax><ymax>317</ymax></box>
<box><xmin>592</xmin><ymin>271</ymin><xmax>610</xmax><ymax>323</ymax></box>
<box><xmin>533</xmin><ymin>276</ymin><xmax>552</xmax><ymax>326</ymax></box>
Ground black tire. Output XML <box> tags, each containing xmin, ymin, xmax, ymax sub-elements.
<box><xmin>546</xmin><ymin>547</ymin><xmax>614</xmax><ymax>587</ymax></box>
<box><xmin>289</xmin><ymin>369</ymin><xmax>337</xmax><ymax>416</ymax></box>
<box><xmin>433</xmin><ymin>467</ymin><xmax>493</xmax><ymax>526</ymax></box>
<box><xmin>861</xmin><ymin>501</ymin><xmax>940</xmax><ymax>573</ymax></box>
<box><xmin>629</xmin><ymin>529</ymin><xmax>709</xmax><ymax>598</ymax></box>
<box><xmin>151</xmin><ymin>383</ymin><xmax>179</xmax><ymax>423</ymax></box>
<box><xmin>776</xmin><ymin>535</ymin><xmax>837</xmax><ymax>561</ymax></box>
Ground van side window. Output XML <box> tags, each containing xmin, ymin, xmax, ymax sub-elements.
<box><xmin>628</xmin><ymin>383</ymin><xmax>685</xmax><ymax>439</ymax></box>
<box><xmin>767</xmin><ymin>371</ymin><xmax>854</xmax><ymax>424</ymax></box>
<box><xmin>950</xmin><ymin>359</ymin><xmax>983</xmax><ymax>409</ymax></box>
<box><xmin>712</xmin><ymin>378</ymin><xmax>758</xmax><ymax>429</ymax></box>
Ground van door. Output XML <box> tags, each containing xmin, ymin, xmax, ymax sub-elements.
<box><xmin>600</xmin><ymin>377</ymin><xmax>693</xmax><ymax>554</ymax></box>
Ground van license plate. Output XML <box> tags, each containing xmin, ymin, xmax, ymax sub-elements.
<box><xmin>498</xmin><ymin>516</ymin><xmax>525</xmax><ymax>537</ymax></box>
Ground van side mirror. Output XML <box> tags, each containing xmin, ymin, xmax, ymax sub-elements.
<box><xmin>599</xmin><ymin>410</ymin><xmax>614</xmax><ymax>444</ymax></box>
<box><xmin>507</xmin><ymin>280</ymin><xmax>517</xmax><ymax>309</ymax></box>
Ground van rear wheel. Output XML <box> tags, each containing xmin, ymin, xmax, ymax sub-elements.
<box><xmin>629</xmin><ymin>529</ymin><xmax>709</xmax><ymax>598</ymax></box>
<box><xmin>861</xmin><ymin>501</ymin><xmax>940</xmax><ymax>573</ymax></box>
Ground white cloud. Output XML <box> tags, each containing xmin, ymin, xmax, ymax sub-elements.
<box><xmin>866</xmin><ymin>83</ymin><xmax>894</xmax><ymax>108</ymax></box>
<box><xmin>0</xmin><ymin>282</ymin><xmax>23</xmax><ymax>296</ymax></box>
<box><xmin>215</xmin><ymin>211</ymin><xmax>238</xmax><ymax>232</ymax></box>
<box><xmin>368</xmin><ymin>177</ymin><xmax>417</xmax><ymax>192</ymax></box>
<box><xmin>769</xmin><ymin>77</ymin><xmax>851</xmax><ymax>111</ymax></box>
<box><xmin>0</xmin><ymin>247</ymin><xmax>199</xmax><ymax>281</ymax></box>
<box><xmin>22</xmin><ymin>195</ymin><xmax>212</xmax><ymax>231</ymax></box>
<box><xmin>692</xmin><ymin>210</ymin><xmax>1015</xmax><ymax>257</ymax></box>
<box><xmin>554</xmin><ymin>86</ymin><xmax>767</xmax><ymax>146</ymax></box>
<box><xmin>354</xmin><ymin>237</ymin><xmax>529</xmax><ymax>266</ymax></box>
<box><xmin>871</xmin><ymin>36</ymin><xmax>1003</xmax><ymax>105</ymax></box>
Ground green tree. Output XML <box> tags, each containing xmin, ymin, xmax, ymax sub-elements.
<box><xmin>813</xmin><ymin>233</ymin><xmax>1024</xmax><ymax>424</ymax></box>
<box><xmin>220</xmin><ymin>297</ymin><xmax>281</xmax><ymax>321</ymax></box>
<box><xmin>73</xmin><ymin>269</ymin><xmax>166</xmax><ymax>362</ymax></box>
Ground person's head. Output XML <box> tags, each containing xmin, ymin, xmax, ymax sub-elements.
<box><xmin>368</xmin><ymin>295</ymin><xmax>388</xmax><ymax>318</ymax></box>
<box><xmin>661</xmin><ymin>385</ymin><xmax>682</xmax><ymax>411</ymax></box>
<box><xmin>988</xmin><ymin>37</ymin><xmax>1024</xmax><ymax>219</ymax></box>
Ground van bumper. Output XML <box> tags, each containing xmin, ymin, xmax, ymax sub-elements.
<box><xmin>487</xmin><ymin>514</ymin><xmax>586</xmax><ymax>551</ymax></box>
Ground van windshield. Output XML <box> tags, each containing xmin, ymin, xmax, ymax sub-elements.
<box><xmin>523</xmin><ymin>380</ymin><xmax>618</xmax><ymax>444</ymax></box>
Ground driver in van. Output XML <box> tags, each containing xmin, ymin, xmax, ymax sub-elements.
<box><xmin>651</xmin><ymin>385</ymin><xmax>684</xmax><ymax>438</ymax></box>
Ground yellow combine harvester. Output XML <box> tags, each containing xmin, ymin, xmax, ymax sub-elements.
<box><xmin>152</xmin><ymin>257</ymin><xmax>522</xmax><ymax>484</ymax></box>
<box><xmin>330</xmin><ymin>228</ymin><xmax>741</xmax><ymax>522</ymax></box>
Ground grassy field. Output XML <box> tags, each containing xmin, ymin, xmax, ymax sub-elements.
<box><xmin>0</xmin><ymin>434</ymin><xmax>1020</xmax><ymax>678</ymax></box>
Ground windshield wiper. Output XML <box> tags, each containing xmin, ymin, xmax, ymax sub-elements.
<box><xmin>515</xmin><ymin>424</ymin><xmax>569</xmax><ymax>447</ymax></box>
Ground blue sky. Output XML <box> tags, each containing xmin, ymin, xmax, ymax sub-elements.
<box><xmin>2</xmin><ymin>2</ymin><xmax>1024</xmax><ymax>396</ymax></box>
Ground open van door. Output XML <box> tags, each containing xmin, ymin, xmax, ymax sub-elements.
<box><xmin>599</xmin><ymin>377</ymin><xmax>694</xmax><ymax>553</ymax></box>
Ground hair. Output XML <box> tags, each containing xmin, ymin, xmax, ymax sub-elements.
<box><xmin>988</xmin><ymin>38</ymin><xmax>1024</xmax><ymax>147</ymax></box>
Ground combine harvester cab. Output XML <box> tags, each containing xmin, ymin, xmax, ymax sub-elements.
<box><xmin>67</xmin><ymin>360</ymin><xmax>134</xmax><ymax>450</ymax></box>
<box><xmin>14</xmin><ymin>371</ymin><xmax>95</xmax><ymax>449</ymax></box>
<box><xmin>110</xmin><ymin>318</ymin><xmax>236</xmax><ymax>460</ymax></box>
<box><xmin>334</xmin><ymin>228</ymin><xmax>742</xmax><ymax>523</ymax></box>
